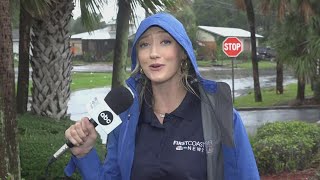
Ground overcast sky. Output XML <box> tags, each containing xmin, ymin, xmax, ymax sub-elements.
<box><xmin>72</xmin><ymin>0</ymin><xmax>145</xmax><ymax>25</ymax></box>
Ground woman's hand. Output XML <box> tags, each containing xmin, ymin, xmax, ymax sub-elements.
<box><xmin>65</xmin><ymin>117</ymin><xmax>98</xmax><ymax>158</ymax></box>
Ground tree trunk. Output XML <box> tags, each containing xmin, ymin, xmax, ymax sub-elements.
<box><xmin>0</xmin><ymin>0</ymin><xmax>21</xmax><ymax>178</ymax></box>
<box><xmin>112</xmin><ymin>0</ymin><xmax>131</xmax><ymax>88</ymax></box>
<box><xmin>314</xmin><ymin>77</ymin><xmax>320</xmax><ymax>101</ymax></box>
<box><xmin>296</xmin><ymin>76</ymin><xmax>305</xmax><ymax>102</ymax></box>
<box><xmin>276</xmin><ymin>60</ymin><xmax>283</xmax><ymax>94</ymax></box>
<box><xmin>244</xmin><ymin>0</ymin><xmax>262</xmax><ymax>102</ymax></box>
<box><xmin>16</xmin><ymin>5</ymin><xmax>32</xmax><ymax>114</ymax></box>
<box><xmin>315</xmin><ymin>59</ymin><xmax>320</xmax><ymax>101</ymax></box>
<box><xmin>30</xmin><ymin>0</ymin><xmax>74</xmax><ymax>119</ymax></box>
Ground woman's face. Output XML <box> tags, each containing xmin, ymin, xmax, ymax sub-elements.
<box><xmin>136</xmin><ymin>26</ymin><xmax>186</xmax><ymax>85</ymax></box>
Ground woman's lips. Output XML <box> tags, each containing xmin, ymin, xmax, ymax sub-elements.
<box><xmin>149</xmin><ymin>64</ymin><xmax>164</xmax><ymax>70</ymax></box>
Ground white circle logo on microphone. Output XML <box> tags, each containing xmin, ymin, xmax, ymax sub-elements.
<box><xmin>98</xmin><ymin>111</ymin><xmax>113</xmax><ymax>125</ymax></box>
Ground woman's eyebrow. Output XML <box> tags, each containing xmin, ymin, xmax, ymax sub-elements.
<box><xmin>139</xmin><ymin>30</ymin><xmax>168</xmax><ymax>41</ymax></box>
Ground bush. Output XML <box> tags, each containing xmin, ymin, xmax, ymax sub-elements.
<box><xmin>105</xmin><ymin>50</ymin><xmax>114</xmax><ymax>62</ymax></box>
<box><xmin>252</xmin><ymin>121</ymin><xmax>320</xmax><ymax>174</ymax></box>
<box><xmin>18</xmin><ymin>113</ymin><xmax>105</xmax><ymax>179</ymax></box>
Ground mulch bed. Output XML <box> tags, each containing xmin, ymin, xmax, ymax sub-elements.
<box><xmin>261</xmin><ymin>168</ymin><xmax>319</xmax><ymax>180</ymax></box>
<box><xmin>287</xmin><ymin>97</ymin><xmax>320</xmax><ymax>106</ymax></box>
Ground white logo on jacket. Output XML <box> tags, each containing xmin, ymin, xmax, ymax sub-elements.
<box><xmin>172</xmin><ymin>140</ymin><xmax>213</xmax><ymax>153</ymax></box>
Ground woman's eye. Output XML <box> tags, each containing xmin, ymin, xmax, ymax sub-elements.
<box><xmin>139</xmin><ymin>42</ymin><xmax>149</xmax><ymax>48</ymax></box>
<box><xmin>161</xmin><ymin>40</ymin><xmax>171</xmax><ymax>45</ymax></box>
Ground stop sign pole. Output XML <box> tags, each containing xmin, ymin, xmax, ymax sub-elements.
<box><xmin>222</xmin><ymin>37</ymin><xmax>243</xmax><ymax>102</ymax></box>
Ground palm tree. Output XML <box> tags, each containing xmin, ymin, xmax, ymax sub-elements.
<box><xmin>112</xmin><ymin>0</ymin><xmax>184</xmax><ymax>88</ymax></box>
<box><xmin>234</xmin><ymin>0</ymin><xmax>262</xmax><ymax>102</ymax></box>
<box><xmin>308</xmin><ymin>3</ymin><xmax>320</xmax><ymax>101</ymax></box>
<box><xmin>28</xmin><ymin>0</ymin><xmax>107</xmax><ymax>119</ymax></box>
<box><xmin>111</xmin><ymin>0</ymin><xmax>131</xmax><ymax>88</ymax></box>
<box><xmin>16</xmin><ymin>0</ymin><xmax>105</xmax><ymax>117</ymax></box>
<box><xmin>16</xmin><ymin>2</ymin><xmax>33</xmax><ymax>114</ymax></box>
<box><xmin>261</xmin><ymin>0</ymin><xmax>319</xmax><ymax>102</ymax></box>
<box><xmin>0</xmin><ymin>0</ymin><xmax>20</xmax><ymax>178</ymax></box>
<box><xmin>30</xmin><ymin>0</ymin><xmax>75</xmax><ymax>119</ymax></box>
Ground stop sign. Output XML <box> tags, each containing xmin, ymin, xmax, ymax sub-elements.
<box><xmin>222</xmin><ymin>37</ymin><xmax>243</xmax><ymax>57</ymax></box>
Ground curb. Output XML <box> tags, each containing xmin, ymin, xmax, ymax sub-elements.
<box><xmin>236</xmin><ymin>105</ymin><xmax>320</xmax><ymax>111</ymax></box>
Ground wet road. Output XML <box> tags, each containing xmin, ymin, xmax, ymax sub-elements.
<box><xmin>240</xmin><ymin>108</ymin><xmax>320</xmax><ymax>135</ymax></box>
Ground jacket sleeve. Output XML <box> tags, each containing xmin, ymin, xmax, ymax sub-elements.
<box><xmin>64</xmin><ymin>128</ymin><xmax>121</xmax><ymax>180</ymax></box>
<box><xmin>223</xmin><ymin>109</ymin><xmax>260</xmax><ymax>180</ymax></box>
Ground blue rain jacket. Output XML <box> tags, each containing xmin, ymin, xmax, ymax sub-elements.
<box><xmin>65</xmin><ymin>13</ymin><xmax>259</xmax><ymax>180</ymax></box>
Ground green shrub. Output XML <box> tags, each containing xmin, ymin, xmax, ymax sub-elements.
<box><xmin>18</xmin><ymin>113</ymin><xmax>105</xmax><ymax>180</ymax></box>
<box><xmin>252</xmin><ymin>121</ymin><xmax>320</xmax><ymax>174</ymax></box>
<box><xmin>105</xmin><ymin>50</ymin><xmax>114</xmax><ymax>62</ymax></box>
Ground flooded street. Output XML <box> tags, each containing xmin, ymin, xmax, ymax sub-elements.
<box><xmin>240</xmin><ymin>108</ymin><xmax>320</xmax><ymax>135</ymax></box>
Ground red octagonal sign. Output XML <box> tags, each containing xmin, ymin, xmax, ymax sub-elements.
<box><xmin>222</xmin><ymin>37</ymin><xmax>243</xmax><ymax>57</ymax></box>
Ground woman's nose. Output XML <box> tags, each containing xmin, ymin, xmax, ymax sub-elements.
<box><xmin>150</xmin><ymin>45</ymin><xmax>160</xmax><ymax>59</ymax></box>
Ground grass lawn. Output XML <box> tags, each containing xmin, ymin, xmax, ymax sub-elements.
<box><xmin>70</xmin><ymin>72</ymin><xmax>113</xmax><ymax>91</ymax></box>
<box><xmin>71</xmin><ymin>59</ymin><xmax>132</xmax><ymax>67</ymax></box>
<box><xmin>25</xmin><ymin>72</ymin><xmax>125</xmax><ymax>94</ymax></box>
<box><xmin>234</xmin><ymin>84</ymin><xmax>314</xmax><ymax>108</ymax></box>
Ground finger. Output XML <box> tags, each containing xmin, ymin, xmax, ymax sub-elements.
<box><xmin>66</xmin><ymin>125</ymin><xmax>82</xmax><ymax>146</ymax></box>
<box><xmin>81</xmin><ymin>117</ymin><xmax>91</xmax><ymax>136</ymax></box>
<box><xmin>83</xmin><ymin>118</ymin><xmax>97</xmax><ymax>139</ymax></box>
<box><xmin>75</xmin><ymin>122</ymin><xmax>87</xmax><ymax>143</ymax></box>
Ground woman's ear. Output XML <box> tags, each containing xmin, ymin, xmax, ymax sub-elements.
<box><xmin>181</xmin><ymin>53</ymin><xmax>187</xmax><ymax>61</ymax></box>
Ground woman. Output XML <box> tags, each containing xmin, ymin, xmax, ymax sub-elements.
<box><xmin>64</xmin><ymin>13</ymin><xmax>259</xmax><ymax>180</ymax></box>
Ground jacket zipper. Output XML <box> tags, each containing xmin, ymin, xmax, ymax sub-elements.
<box><xmin>120</xmin><ymin>111</ymin><xmax>131</xmax><ymax>155</ymax></box>
<box><xmin>119</xmin><ymin>81</ymin><xmax>136</xmax><ymax>155</ymax></box>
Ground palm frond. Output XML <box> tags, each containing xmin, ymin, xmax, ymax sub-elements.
<box><xmin>76</xmin><ymin>0</ymin><xmax>107</xmax><ymax>32</ymax></box>
<box><xmin>234</xmin><ymin>0</ymin><xmax>246</xmax><ymax>11</ymax></box>
<box><xmin>293</xmin><ymin>55</ymin><xmax>316</xmax><ymax>78</ymax></box>
<box><xmin>142</xmin><ymin>0</ymin><xmax>157</xmax><ymax>13</ymax></box>
<box><xmin>21</xmin><ymin>0</ymin><xmax>54</xmax><ymax>18</ymax></box>
<box><xmin>260</xmin><ymin>0</ymin><xmax>271</xmax><ymax>15</ymax></box>
<box><xmin>299</xmin><ymin>0</ymin><xmax>314</xmax><ymax>22</ymax></box>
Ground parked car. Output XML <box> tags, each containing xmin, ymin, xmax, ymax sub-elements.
<box><xmin>257</xmin><ymin>47</ymin><xmax>276</xmax><ymax>61</ymax></box>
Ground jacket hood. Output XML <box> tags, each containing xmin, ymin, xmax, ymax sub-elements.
<box><xmin>131</xmin><ymin>13</ymin><xmax>201</xmax><ymax>78</ymax></box>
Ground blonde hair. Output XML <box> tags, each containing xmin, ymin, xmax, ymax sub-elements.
<box><xmin>131</xmin><ymin>56</ymin><xmax>199</xmax><ymax>106</ymax></box>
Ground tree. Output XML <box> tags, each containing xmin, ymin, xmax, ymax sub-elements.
<box><xmin>30</xmin><ymin>0</ymin><xmax>74</xmax><ymax>119</ymax></box>
<box><xmin>10</xmin><ymin>1</ymin><xmax>20</xmax><ymax>29</ymax></box>
<box><xmin>111</xmin><ymin>0</ymin><xmax>131</xmax><ymax>88</ymax></box>
<box><xmin>259</xmin><ymin>1</ymin><xmax>291</xmax><ymax>95</ymax></box>
<box><xmin>170</xmin><ymin>2</ymin><xmax>197</xmax><ymax>46</ymax></box>
<box><xmin>261</xmin><ymin>0</ymin><xmax>319</xmax><ymax>102</ymax></box>
<box><xmin>193</xmin><ymin>0</ymin><xmax>248</xmax><ymax>29</ymax></box>
<box><xmin>70</xmin><ymin>14</ymin><xmax>107</xmax><ymax>35</ymax></box>
<box><xmin>16</xmin><ymin>3</ymin><xmax>33</xmax><ymax>114</ymax></box>
<box><xmin>16</xmin><ymin>0</ymin><xmax>105</xmax><ymax>118</ymax></box>
<box><xmin>308</xmin><ymin>2</ymin><xmax>320</xmax><ymax>101</ymax></box>
<box><xmin>0</xmin><ymin>0</ymin><xmax>21</xmax><ymax>178</ymax></box>
<box><xmin>15</xmin><ymin>0</ymin><xmax>55</xmax><ymax>115</ymax></box>
<box><xmin>235</xmin><ymin>0</ymin><xmax>262</xmax><ymax>102</ymax></box>
<box><xmin>28</xmin><ymin>0</ymin><xmax>105</xmax><ymax>119</ymax></box>
<box><xmin>112</xmin><ymin>0</ymin><xmax>183</xmax><ymax>88</ymax></box>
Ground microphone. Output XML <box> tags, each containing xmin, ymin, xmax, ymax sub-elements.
<box><xmin>48</xmin><ymin>86</ymin><xmax>134</xmax><ymax>164</ymax></box>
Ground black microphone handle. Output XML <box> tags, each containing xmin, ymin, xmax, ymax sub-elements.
<box><xmin>48</xmin><ymin>118</ymin><xmax>99</xmax><ymax>165</ymax></box>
